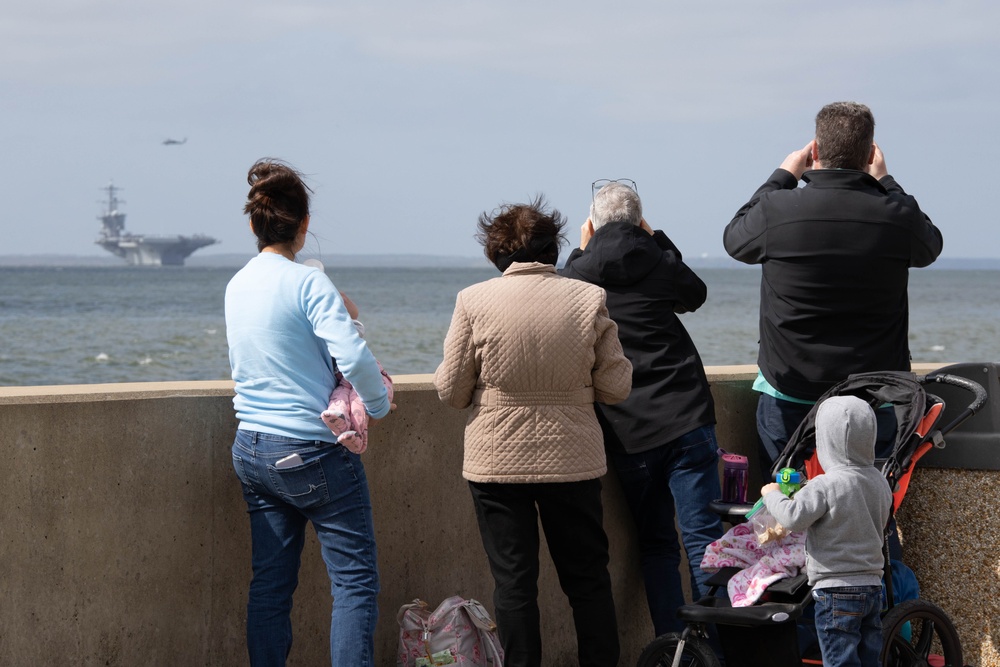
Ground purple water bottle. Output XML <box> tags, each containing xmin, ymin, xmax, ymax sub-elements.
<box><xmin>721</xmin><ymin>452</ymin><xmax>749</xmax><ymax>503</ymax></box>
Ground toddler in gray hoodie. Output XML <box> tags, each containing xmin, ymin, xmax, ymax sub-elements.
<box><xmin>762</xmin><ymin>395</ymin><xmax>892</xmax><ymax>667</ymax></box>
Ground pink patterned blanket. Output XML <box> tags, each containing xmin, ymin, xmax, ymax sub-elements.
<box><xmin>699</xmin><ymin>522</ymin><xmax>806</xmax><ymax>607</ymax></box>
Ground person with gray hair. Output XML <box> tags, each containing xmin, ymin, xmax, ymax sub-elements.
<box><xmin>589</xmin><ymin>180</ymin><xmax>643</xmax><ymax>230</ymax></box>
<box><xmin>561</xmin><ymin>179</ymin><xmax>723</xmax><ymax>637</ymax></box>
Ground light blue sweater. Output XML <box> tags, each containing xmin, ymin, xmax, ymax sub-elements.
<box><xmin>225</xmin><ymin>253</ymin><xmax>390</xmax><ymax>441</ymax></box>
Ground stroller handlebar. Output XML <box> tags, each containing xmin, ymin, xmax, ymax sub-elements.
<box><xmin>921</xmin><ymin>372</ymin><xmax>989</xmax><ymax>436</ymax></box>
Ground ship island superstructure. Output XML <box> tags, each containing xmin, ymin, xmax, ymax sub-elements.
<box><xmin>95</xmin><ymin>182</ymin><xmax>218</xmax><ymax>266</ymax></box>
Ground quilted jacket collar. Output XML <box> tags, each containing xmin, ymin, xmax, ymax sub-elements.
<box><xmin>501</xmin><ymin>261</ymin><xmax>557</xmax><ymax>277</ymax></box>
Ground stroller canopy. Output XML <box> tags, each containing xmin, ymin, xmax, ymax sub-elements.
<box><xmin>773</xmin><ymin>371</ymin><xmax>943</xmax><ymax>508</ymax></box>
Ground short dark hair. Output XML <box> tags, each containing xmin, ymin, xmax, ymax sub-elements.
<box><xmin>243</xmin><ymin>158</ymin><xmax>312</xmax><ymax>252</ymax></box>
<box><xmin>815</xmin><ymin>102</ymin><xmax>875</xmax><ymax>171</ymax></box>
<box><xmin>476</xmin><ymin>196</ymin><xmax>566</xmax><ymax>269</ymax></box>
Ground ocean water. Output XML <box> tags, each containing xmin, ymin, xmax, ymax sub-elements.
<box><xmin>0</xmin><ymin>265</ymin><xmax>997</xmax><ymax>386</ymax></box>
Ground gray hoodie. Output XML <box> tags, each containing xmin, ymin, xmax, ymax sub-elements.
<box><xmin>763</xmin><ymin>395</ymin><xmax>892</xmax><ymax>588</ymax></box>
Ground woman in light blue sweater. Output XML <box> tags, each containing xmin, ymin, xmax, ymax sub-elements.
<box><xmin>226</xmin><ymin>159</ymin><xmax>391</xmax><ymax>667</ymax></box>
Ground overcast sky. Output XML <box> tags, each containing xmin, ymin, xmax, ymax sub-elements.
<box><xmin>3</xmin><ymin>1</ymin><xmax>998</xmax><ymax>261</ymax></box>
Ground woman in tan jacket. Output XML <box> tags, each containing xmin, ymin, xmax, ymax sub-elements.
<box><xmin>435</xmin><ymin>197</ymin><xmax>632</xmax><ymax>667</ymax></box>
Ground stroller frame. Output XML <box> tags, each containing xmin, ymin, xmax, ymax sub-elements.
<box><xmin>637</xmin><ymin>366</ymin><xmax>988</xmax><ymax>667</ymax></box>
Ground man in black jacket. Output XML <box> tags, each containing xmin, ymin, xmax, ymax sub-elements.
<box><xmin>724</xmin><ymin>101</ymin><xmax>943</xmax><ymax>474</ymax></box>
<box><xmin>561</xmin><ymin>180</ymin><xmax>723</xmax><ymax>636</ymax></box>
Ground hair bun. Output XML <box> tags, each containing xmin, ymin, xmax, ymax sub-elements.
<box><xmin>243</xmin><ymin>158</ymin><xmax>312</xmax><ymax>252</ymax></box>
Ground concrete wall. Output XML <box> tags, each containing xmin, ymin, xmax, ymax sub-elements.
<box><xmin>0</xmin><ymin>368</ymin><xmax>997</xmax><ymax>666</ymax></box>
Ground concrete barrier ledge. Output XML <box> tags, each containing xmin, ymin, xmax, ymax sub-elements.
<box><xmin>0</xmin><ymin>380</ymin><xmax>236</xmax><ymax>403</ymax></box>
<box><xmin>2</xmin><ymin>364</ymin><xmax>997</xmax><ymax>667</ymax></box>
<box><xmin>0</xmin><ymin>365</ymin><xmax>944</xmax><ymax>402</ymax></box>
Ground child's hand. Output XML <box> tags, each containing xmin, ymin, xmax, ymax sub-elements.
<box><xmin>761</xmin><ymin>483</ymin><xmax>781</xmax><ymax>496</ymax></box>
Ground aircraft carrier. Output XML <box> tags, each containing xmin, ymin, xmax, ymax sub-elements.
<box><xmin>95</xmin><ymin>182</ymin><xmax>218</xmax><ymax>266</ymax></box>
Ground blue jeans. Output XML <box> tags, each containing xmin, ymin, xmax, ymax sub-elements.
<box><xmin>608</xmin><ymin>425</ymin><xmax>725</xmax><ymax>635</ymax></box>
<box><xmin>231</xmin><ymin>430</ymin><xmax>379</xmax><ymax>667</ymax></box>
<box><xmin>812</xmin><ymin>586</ymin><xmax>882</xmax><ymax>667</ymax></box>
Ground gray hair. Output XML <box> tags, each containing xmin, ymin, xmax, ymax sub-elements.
<box><xmin>590</xmin><ymin>182</ymin><xmax>642</xmax><ymax>230</ymax></box>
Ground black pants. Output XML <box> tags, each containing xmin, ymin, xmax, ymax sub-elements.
<box><xmin>468</xmin><ymin>479</ymin><xmax>620</xmax><ymax>667</ymax></box>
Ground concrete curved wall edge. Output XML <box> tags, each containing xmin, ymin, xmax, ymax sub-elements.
<box><xmin>4</xmin><ymin>361</ymin><xmax>997</xmax><ymax>667</ymax></box>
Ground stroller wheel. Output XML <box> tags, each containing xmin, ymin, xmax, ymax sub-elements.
<box><xmin>881</xmin><ymin>599</ymin><xmax>963</xmax><ymax>667</ymax></box>
<box><xmin>636</xmin><ymin>632</ymin><xmax>721</xmax><ymax>667</ymax></box>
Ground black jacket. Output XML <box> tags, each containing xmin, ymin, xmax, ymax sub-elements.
<box><xmin>724</xmin><ymin>168</ymin><xmax>943</xmax><ymax>401</ymax></box>
<box><xmin>561</xmin><ymin>222</ymin><xmax>715</xmax><ymax>454</ymax></box>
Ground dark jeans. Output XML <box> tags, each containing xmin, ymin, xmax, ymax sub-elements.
<box><xmin>812</xmin><ymin>586</ymin><xmax>883</xmax><ymax>667</ymax></box>
<box><xmin>468</xmin><ymin>479</ymin><xmax>620</xmax><ymax>667</ymax></box>
<box><xmin>607</xmin><ymin>425</ymin><xmax>724</xmax><ymax>635</ymax></box>
<box><xmin>755</xmin><ymin>393</ymin><xmax>903</xmax><ymax>559</ymax></box>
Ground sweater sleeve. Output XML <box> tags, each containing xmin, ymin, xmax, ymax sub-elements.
<box><xmin>434</xmin><ymin>291</ymin><xmax>479</xmax><ymax>409</ymax></box>
<box><xmin>762</xmin><ymin>484</ymin><xmax>828</xmax><ymax>532</ymax></box>
<box><xmin>302</xmin><ymin>271</ymin><xmax>390</xmax><ymax>418</ymax></box>
<box><xmin>724</xmin><ymin>168</ymin><xmax>799</xmax><ymax>264</ymax></box>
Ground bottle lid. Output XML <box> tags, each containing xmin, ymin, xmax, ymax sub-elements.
<box><xmin>776</xmin><ymin>468</ymin><xmax>802</xmax><ymax>484</ymax></box>
<box><xmin>721</xmin><ymin>452</ymin><xmax>748</xmax><ymax>469</ymax></box>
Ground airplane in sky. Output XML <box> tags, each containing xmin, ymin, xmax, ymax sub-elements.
<box><xmin>162</xmin><ymin>137</ymin><xmax>187</xmax><ymax>146</ymax></box>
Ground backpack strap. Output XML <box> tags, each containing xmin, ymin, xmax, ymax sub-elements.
<box><xmin>461</xmin><ymin>599</ymin><xmax>497</xmax><ymax>632</ymax></box>
<box><xmin>461</xmin><ymin>599</ymin><xmax>504</xmax><ymax>667</ymax></box>
<box><xmin>397</xmin><ymin>598</ymin><xmax>428</xmax><ymax>626</ymax></box>
<box><xmin>478</xmin><ymin>627</ymin><xmax>504</xmax><ymax>667</ymax></box>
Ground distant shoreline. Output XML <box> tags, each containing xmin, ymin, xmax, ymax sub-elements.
<box><xmin>1</xmin><ymin>253</ymin><xmax>998</xmax><ymax>270</ymax></box>
<box><xmin>0</xmin><ymin>253</ymin><xmax>487</xmax><ymax>269</ymax></box>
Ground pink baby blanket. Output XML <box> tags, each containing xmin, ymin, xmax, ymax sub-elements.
<box><xmin>700</xmin><ymin>522</ymin><xmax>806</xmax><ymax>607</ymax></box>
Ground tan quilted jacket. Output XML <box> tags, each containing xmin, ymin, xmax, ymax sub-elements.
<box><xmin>434</xmin><ymin>262</ymin><xmax>632</xmax><ymax>483</ymax></box>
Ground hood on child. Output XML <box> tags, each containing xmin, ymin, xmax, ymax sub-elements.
<box><xmin>814</xmin><ymin>395</ymin><xmax>877</xmax><ymax>471</ymax></box>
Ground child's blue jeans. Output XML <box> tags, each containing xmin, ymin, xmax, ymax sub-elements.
<box><xmin>812</xmin><ymin>585</ymin><xmax>882</xmax><ymax>667</ymax></box>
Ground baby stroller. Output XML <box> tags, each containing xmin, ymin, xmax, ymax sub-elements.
<box><xmin>636</xmin><ymin>366</ymin><xmax>988</xmax><ymax>667</ymax></box>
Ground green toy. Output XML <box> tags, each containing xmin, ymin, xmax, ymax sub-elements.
<box><xmin>745</xmin><ymin>467</ymin><xmax>805</xmax><ymax>519</ymax></box>
<box><xmin>776</xmin><ymin>467</ymin><xmax>803</xmax><ymax>496</ymax></box>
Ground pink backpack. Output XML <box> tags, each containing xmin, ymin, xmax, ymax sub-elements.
<box><xmin>396</xmin><ymin>596</ymin><xmax>504</xmax><ymax>667</ymax></box>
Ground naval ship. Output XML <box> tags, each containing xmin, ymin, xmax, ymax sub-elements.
<box><xmin>95</xmin><ymin>183</ymin><xmax>218</xmax><ymax>266</ymax></box>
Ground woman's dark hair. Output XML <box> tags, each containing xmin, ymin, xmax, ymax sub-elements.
<box><xmin>243</xmin><ymin>158</ymin><xmax>312</xmax><ymax>252</ymax></box>
<box><xmin>476</xmin><ymin>196</ymin><xmax>567</xmax><ymax>272</ymax></box>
